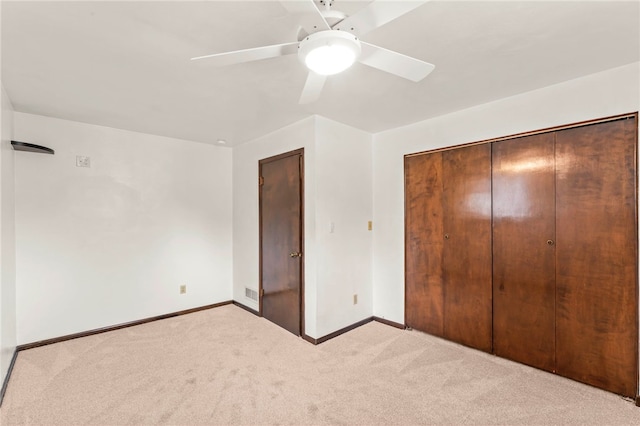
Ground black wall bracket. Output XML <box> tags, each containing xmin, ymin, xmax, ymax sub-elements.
<box><xmin>11</xmin><ymin>140</ymin><xmax>54</xmax><ymax>155</ymax></box>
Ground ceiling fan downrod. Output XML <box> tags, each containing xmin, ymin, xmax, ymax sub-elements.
<box><xmin>319</xmin><ymin>0</ymin><xmax>347</xmax><ymax>27</ymax></box>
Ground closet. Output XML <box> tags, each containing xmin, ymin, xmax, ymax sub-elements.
<box><xmin>405</xmin><ymin>115</ymin><xmax>638</xmax><ymax>398</ymax></box>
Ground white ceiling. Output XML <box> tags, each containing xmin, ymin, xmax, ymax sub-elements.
<box><xmin>2</xmin><ymin>1</ymin><xmax>639</xmax><ymax>146</ymax></box>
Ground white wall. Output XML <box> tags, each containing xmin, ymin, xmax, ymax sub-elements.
<box><xmin>232</xmin><ymin>116</ymin><xmax>373</xmax><ymax>339</ymax></box>
<box><xmin>13</xmin><ymin>113</ymin><xmax>233</xmax><ymax>344</ymax></box>
<box><xmin>314</xmin><ymin>117</ymin><xmax>372</xmax><ymax>337</ymax></box>
<box><xmin>0</xmin><ymin>84</ymin><xmax>17</xmax><ymax>386</ymax></box>
<box><xmin>372</xmin><ymin>61</ymin><xmax>640</xmax><ymax>324</ymax></box>
<box><xmin>7</xmin><ymin>60</ymin><xmax>635</xmax><ymax>355</ymax></box>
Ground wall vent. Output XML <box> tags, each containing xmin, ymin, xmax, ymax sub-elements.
<box><xmin>245</xmin><ymin>288</ymin><xmax>258</xmax><ymax>301</ymax></box>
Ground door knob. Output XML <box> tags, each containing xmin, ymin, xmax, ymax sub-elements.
<box><xmin>547</xmin><ymin>239</ymin><xmax>555</xmax><ymax>246</ymax></box>
<box><xmin>444</xmin><ymin>234</ymin><xmax>450</xmax><ymax>240</ymax></box>
<box><xmin>289</xmin><ymin>252</ymin><xmax>302</xmax><ymax>258</ymax></box>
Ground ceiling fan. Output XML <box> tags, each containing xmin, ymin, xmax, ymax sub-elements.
<box><xmin>191</xmin><ymin>0</ymin><xmax>435</xmax><ymax>104</ymax></box>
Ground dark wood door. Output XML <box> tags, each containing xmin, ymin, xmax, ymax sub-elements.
<box><xmin>442</xmin><ymin>144</ymin><xmax>493</xmax><ymax>352</ymax></box>
<box><xmin>492</xmin><ymin>133</ymin><xmax>557</xmax><ymax>371</ymax></box>
<box><xmin>555</xmin><ymin>118</ymin><xmax>638</xmax><ymax>397</ymax></box>
<box><xmin>259</xmin><ymin>149</ymin><xmax>303</xmax><ymax>336</ymax></box>
<box><xmin>405</xmin><ymin>153</ymin><xmax>445</xmax><ymax>337</ymax></box>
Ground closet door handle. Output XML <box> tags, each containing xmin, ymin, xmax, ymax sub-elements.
<box><xmin>546</xmin><ymin>239</ymin><xmax>555</xmax><ymax>246</ymax></box>
<box><xmin>444</xmin><ymin>234</ymin><xmax>450</xmax><ymax>240</ymax></box>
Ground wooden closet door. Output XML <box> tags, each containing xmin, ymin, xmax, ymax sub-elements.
<box><xmin>442</xmin><ymin>144</ymin><xmax>493</xmax><ymax>352</ymax></box>
<box><xmin>555</xmin><ymin>118</ymin><xmax>638</xmax><ymax>397</ymax></box>
<box><xmin>492</xmin><ymin>134</ymin><xmax>556</xmax><ymax>371</ymax></box>
<box><xmin>405</xmin><ymin>153</ymin><xmax>445</xmax><ymax>336</ymax></box>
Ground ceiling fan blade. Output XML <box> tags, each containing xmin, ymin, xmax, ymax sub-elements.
<box><xmin>299</xmin><ymin>72</ymin><xmax>326</xmax><ymax>104</ymax></box>
<box><xmin>191</xmin><ymin>42</ymin><xmax>298</xmax><ymax>66</ymax></box>
<box><xmin>279</xmin><ymin>0</ymin><xmax>330</xmax><ymax>34</ymax></box>
<box><xmin>359</xmin><ymin>41</ymin><xmax>434</xmax><ymax>82</ymax></box>
<box><xmin>334</xmin><ymin>0</ymin><xmax>428</xmax><ymax>37</ymax></box>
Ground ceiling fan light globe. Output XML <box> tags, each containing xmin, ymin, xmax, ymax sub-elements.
<box><xmin>298</xmin><ymin>30</ymin><xmax>361</xmax><ymax>76</ymax></box>
<box><xmin>305</xmin><ymin>45</ymin><xmax>356</xmax><ymax>75</ymax></box>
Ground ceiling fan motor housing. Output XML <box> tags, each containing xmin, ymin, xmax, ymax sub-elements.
<box><xmin>298</xmin><ymin>30</ymin><xmax>361</xmax><ymax>75</ymax></box>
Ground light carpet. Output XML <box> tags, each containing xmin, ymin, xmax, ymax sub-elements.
<box><xmin>1</xmin><ymin>304</ymin><xmax>639</xmax><ymax>425</ymax></box>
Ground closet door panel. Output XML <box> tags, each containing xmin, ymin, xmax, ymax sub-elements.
<box><xmin>555</xmin><ymin>118</ymin><xmax>638</xmax><ymax>397</ymax></box>
<box><xmin>442</xmin><ymin>144</ymin><xmax>493</xmax><ymax>352</ymax></box>
<box><xmin>405</xmin><ymin>154</ymin><xmax>445</xmax><ymax>336</ymax></box>
<box><xmin>492</xmin><ymin>134</ymin><xmax>556</xmax><ymax>372</ymax></box>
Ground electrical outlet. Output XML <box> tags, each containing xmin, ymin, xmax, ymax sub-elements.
<box><xmin>76</xmin><ymin>155</ymin><xmax>91</xmax><ymax>168</ymax></box>
<box><xmin>180</xmin><ymin>285</ymin><xmax>186</xmax><ymax>294</ymax></box>
<box><xmin>353</xmin><ymin>294</ymin><xmax>358</xmax><ymax>305</ymax></box>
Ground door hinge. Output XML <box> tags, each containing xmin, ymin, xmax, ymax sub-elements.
<box><xmin>260</xmin><ymin>288</ymin><xmax>265</xmax><ymax>297</ymax></box>
<box><xmin>259</xmin><ymin>176</ymin><xmax>264</xmax><ymax>186</ymax></box>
